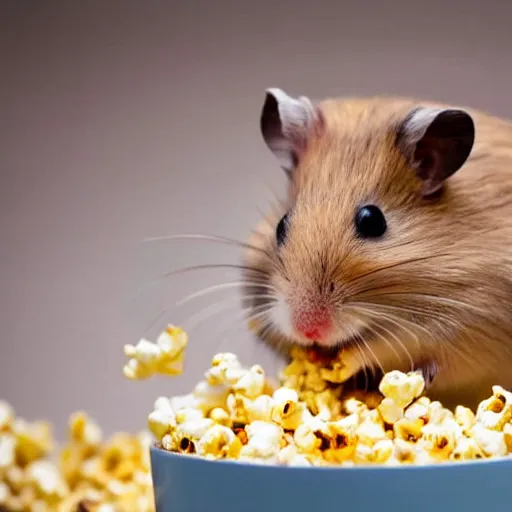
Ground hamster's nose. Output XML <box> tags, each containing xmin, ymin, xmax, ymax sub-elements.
<box><xmin>293</xmin><ymin>307</ymin><xmax>333</xmax><ymax>342</ymax></box>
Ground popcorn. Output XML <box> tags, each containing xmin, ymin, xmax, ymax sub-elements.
<box><xmin>0</xmin><ymin>401</ymin><xmax>14</xmax><ymax>432</ymax></box>
<box><xmin>379</xmin><ymin>370</ymin><xmax>425</xmax><ymax>408</ymax></box>
<box><xmin>455</xmin><ymin>406</ymin><xmax>476</xmax><ymax>432</ymax></box>
<box><xmin>196</xmin><ymin>425</ymin><xmax>242</xmax><ymax>459</ymax></box>
<box><xmin>232</xmin><ymin>365</ymin><xmax>266</xmax><ymax>398</ymax></box>
<box><xmin>378</xmin><ymin>398</ymin><xmax>403</xmax><ymax>425</ymax></box>
<box><xmin>476</xmin><ymin>386</ymin><xmax>512</xmax><ymax>430</ymax></box>
<box><xmin>0</xmin><ymin>406</ymin><xmax>155</xmax><ymax>511</ymax></box>
<box><xmin>123</xmin><ymin>324</ymin><xmax>188</xmax><ymax>380</ymax></box>
<box><xmin>271</xmin><ymin>388</ymin><xmax>307</xmax><ymax>430</ymax></box>
<box><xmin>240</xmin><ymin>421</ymin><xmax>283</xmax><ymax>459</ymax></box>
<box><xmin>470</xmin><ymin>423</ymin><xmax>507</xmax><ymax>457</ymax></box>
<box><xmin>121</xmin><ymin>323</ymin><xmax>512</xmax><ymax>469</ymax></box>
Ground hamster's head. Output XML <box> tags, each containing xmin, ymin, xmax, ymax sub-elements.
<box><xmin>243</xmin><ymin>88</ymin><xmax>476</xmax><ymax>369</ymax></box>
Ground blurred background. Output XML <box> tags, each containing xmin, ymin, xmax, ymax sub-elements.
<box><xmin>2</xmin><ymin>0</ymin><xmax>512</xmax><ymax>440</ymax></box>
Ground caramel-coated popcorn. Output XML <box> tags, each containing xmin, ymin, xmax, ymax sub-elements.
<box><xmin>0</xmin><ymin>407</ymin><xmax>154</xmax><ymax>512</ymax></box>
<box><xmin>144</xmin><ymin>324</ymin><xmax>512</xmax><ymax>468</ymax></box>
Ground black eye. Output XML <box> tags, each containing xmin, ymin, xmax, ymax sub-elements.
<box><xmin>276</xmin><ymin>213</ymin><xmax>289</xmax><ymax>246</ymax></box>
<box><xmin>355</xmin><ymin>205</ymin><xmax>387</xmax><ymax>238</ymax></box>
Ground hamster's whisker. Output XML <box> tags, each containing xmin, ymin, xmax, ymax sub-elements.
<box><xmin>354</xmin><ymin>329</ymin><xmax>385</xmax><ymax>376</ymax></box>
<box><xmin>362</xmin><ymin>292</ymin><xmax>487</xmax><ymax>316</ymax></box>
<box><xmin>209</xmin><ymin>303</ymin><xmax>274</xmax><ymax>356</ymax></box>
<box><xmin>176</xmin><ymin>280</ymin><xmax>277</xmax><ymax>307</ymax></box>
<box><xmin>344</xmin><ymin>253</ymin><xmax>453</xmax><ymax>289</ymax></box>
<box><xmin>355</xmin><ymin>301</ymin><xmax>461</xmax><ymax>331</ymax></box>
<box><xmin>127</xmin><ymin>263</ymin><xmax>272</xmax><ymax>303</ymax></box>
<box><xmin>181</xmin><ymin>296</ymin><xmax>251</xmax><ymax>337</ymax></box>
<box><xmin>141</xmin><ymin>233</ymin><xmax>273</xmax><ymax>260</ymax></box>
<box><xmin>350</xmin><ymin>338</ymin><xmax>371</xmax><ymax>392</ymax></box>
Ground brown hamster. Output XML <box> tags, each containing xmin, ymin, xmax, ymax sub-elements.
<box><xmin>242</xmin><ymin>87</ymin><xmax>512</xmax><ymax>410</ymax></box>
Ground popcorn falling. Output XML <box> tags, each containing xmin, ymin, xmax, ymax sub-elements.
<box><xmin>123</xmin><ymin>325</ymin><xmax>188</xmax><ymax>380</ymax></box>
<box><xmin>0</xmin><ymin>404</ymin><xmax>154</xmax><ymax>512</ymax></box>
<box><xmin>133</xmin><ymin>324</ymin><xmax>512</xmax><ymax>467</ymax></box>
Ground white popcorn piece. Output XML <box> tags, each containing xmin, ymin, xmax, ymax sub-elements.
<box><xmin>69</xmin><ymin>412</ymin><xmax>102</xmax><ymax>447</ymax></box>
<box><xmin>277</xmin><ymin>445</ymin><xmax>311</xmax><ymax>467</ymax></box>
<box><xmin>0</xmin><ymin>434</ymin><xmax>16</xmax><ymax>471</ymax></box>
<box><xmin>471</xmin><ymin>423</ymin><xmax>507</xmax><ymax>457</ymax></box>
<box><xmin>196</xmin><ymin>425</ymin><xmax>241</xmax><ymax>459</ymax></box>
<box><xmin>241</xmin><ymin>421</ymin><xmax>282</xmax><ymax>459</ymax></box>
<box><xmin>170</xmin><ymin>393</ymin><xmax>200</xmax><ymax>413</ymax></box>
<box><xmin>391</xmin><ymin>438</ymin><xmax>417</xmax><ymax>464</ymax></box>
<box><xmin>371</xmin><ymin>438</ymin><xmax>394</xmax><ymax>463</ymax></box>
<box><xmin>156</xmin><ymin>325</ymin><xmax>188</xmax><ymax>358</ymax></box>
<box><xmin>192</xmin><ymin>381</ymin><xmax>230</xmax><ymax>412</ymax></box>
<box><xmin>0</xmin><ymin>401</ymin><xmax>14</xmax><ymax>431</ymax></box>
<box><xmin>420</xmin><ymin>421</ymin><xmax>462</xmax><ymax>457</ymax></box>
<box><xmin>0</xmin><ymin>481</ymin><xmax>9</xmax><ymax>504</ymax></box>
<box><xmin>454</xmin><ymin>406</ymin><xmax>476</xmax><ymax>432</ymax></box>
<box><xmin>25</xmin><ymin>460</ymin><xmax>69</xmax><ymax>500</ymax></box>
<box><xmin>123</xmin><ymin>325</ymin><xmax>188</xmax><ymax>380</ymax></box>
<box><xmin>205</xmin><ymin>353</ymin><xmax>246</xmax><ymax>386</ymax></box>
<box><xmin>356</xmin><ymin>419</ymin><xmax>387</xmax><ymax>447</ymax></box>
<box><xmin>293</xmin><ymin>416</ymin><xmax>326</xmax><ymax>453</ymax></box>
<box><xmin>426</xmin><ymin>401</ymin><xmax>454</xmax><ymax>425</ymax></box>
<box><xmin>227</xmin><ymin>394</ymin><xmax>274</xmax><ymax>424</ymax></box>
<box><xmin>379</xmin><ymin>370</ymin><xmax>425</xmax><ymax>408</ymax></box>
<box><xmin>232</xmin><ymin>365</ymin><xmax>266</xmax><ymax>399</ymax></box>
<box><xmin>451</xmin><ymin>436</ymin><xmax>485</xmax><ymax>461</ymax></box>
<box><xmin>147</xmin><ymin>408</ymin><xmax>177</xmax><ymax>440</ymax></box>
<box><xmin>378</xmin><ymin>398</ymin><xmax>403</xmax><ymax>424</ymax></box>
<box><xmin>475</xmin><ymin>386</ymin><xmax>512</xmax><ymax>431</ymax></box>
<box><xmin>208</xmin><ymin>408</ymin><xmax>231</xmax><ymax>426</ymax></box>
<box><xmin>404</xmin><ymin>400</ymin><xmax>429</xmax><ymax>422</ymax></box>
<box><xmin>271</xmin><ymin>388</ymin><xmax>307</xmax><ymax>430</ymax></box>
<box><xmin>179</xmin><ymin>418</ymin><xmax>215</xmax><ymax>440</ymax></box>
<box><xmin>175</xmin><ymin>407</ymin><xmax>204</xmax><ymax>424</ymax></box>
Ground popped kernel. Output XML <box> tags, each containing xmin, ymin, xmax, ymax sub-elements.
<box><xmin>378</xmin><ymin>398</ymin><xmax>403</xmax><ymax>425</ymax></box>
<box><xmin>476</xmin><ymin>386</ymin><xmax>512</xmax><ymax>430</ymax></box>
<box><xmin>451</xmin><ymin>436</ymin><xmax>485</xmax><ymax>461</ymax></box>
<box><xmin>232</xmin><ymin>365</ymin><xmax>266</xmax><ymax>399</ymax></box>
<box><xmin>470</xmin><ymin>423</ymin><xmax>507</xmax><ymax>457</ymax></box>
<box><xmin>271</xmin><ymin>388</ymin><xmax>306</xmax><ymax>430</ymax></box>
<box><xmin>0</xmin><ymin>401</ymin><xmax>14</xmax><ymax>432</ymax></box>
<box><xmin>123</xmin><ymin>324</ymin><xmax>188</xmax><ymax>380</ymax></box>
<box><xmin>196</xmin><ymin>425</ymin><xmax>241</xmax><ymax>459</ymax></box>
<box><xmin>208</xmin><ymin>407</ymin><xmax>231</xmax><ymax>426</ymax></box>
<box><xmin>455</xmin><ymin>406</ymin><xmax>476</xmax><ymax>432</ymax></box>
<box><xmin>393</xmin><ymin>418</ymin><xmax>424</xmax><ymax>442</ymax></box>
<box><xmin>379</xmin><ymin>370</ymin><xmax>425</xmax><ymax>408</ymax></box>
<box><xmin>241</xmin><ymin>421</ymin><xmax>282</xmax><ymax>459</ymax></box>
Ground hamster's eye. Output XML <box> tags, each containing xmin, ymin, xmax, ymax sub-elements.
<box><xmin>355</xmin><ymin>205</ymin><xmax>387</xmax><ymax>238</ymax></box>
<box><xmin>276</xmin><ymin>213</ymin><xmax>289</xmax><ymax>246</ymax></box>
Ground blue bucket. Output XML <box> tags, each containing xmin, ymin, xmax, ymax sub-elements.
<box><xmin>150</xmin><ymin>445</ymin><xmax>512</xmax><ymax>512</ymax></box>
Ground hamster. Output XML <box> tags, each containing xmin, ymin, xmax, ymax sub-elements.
<box><xmin>242</xmin><ymin>87</ymin><xmax>512</xmax><ymax>410</ymax></box>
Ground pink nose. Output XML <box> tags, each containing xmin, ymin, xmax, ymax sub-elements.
<box><xmin>293</xmin><ymin>308</ymin><xmax>332</xmax><ymax>341</ymax></box>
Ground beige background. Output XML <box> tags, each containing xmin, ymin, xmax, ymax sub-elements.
<box><xmin>2</xmin><ymin>0</ymin><xmax>512</xmax><ymax>439</ymax></box>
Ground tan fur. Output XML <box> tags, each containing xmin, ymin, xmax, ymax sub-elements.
<box><xmin>244</xmin><ymin>96</ymin><xmax>512</xmax><ymax>409</ymax></box>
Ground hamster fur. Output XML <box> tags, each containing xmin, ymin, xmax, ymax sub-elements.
<box><xmin>242</xmin><ymin>88</ymin><xmax>512</xmax><ymax>410</ymax></box>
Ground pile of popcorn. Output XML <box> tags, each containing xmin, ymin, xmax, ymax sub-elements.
<box><xmin>0</xmin><ymin>404</ymin><xmax>154</xmax><ymax>512</ymax></box>
<box><xmin>125</xmin><ymin>324</ymin><xmax>512</xmax><ymax>467</ymax></box>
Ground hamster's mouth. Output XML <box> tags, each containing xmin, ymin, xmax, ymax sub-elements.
<box><xmin>305</xmin><ymin>329</ymin><xmax>370</xmax><ymax>361</ymax></box>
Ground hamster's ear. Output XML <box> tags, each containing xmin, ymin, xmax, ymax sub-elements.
<box><xmin>396</xmin><ymin>106</ymin><xmax>475</xmax><ymax>197</ymax></box>
<box><xmin>260</xmin><ymin>88</ymin><xmax>321</xmax><ymax>176</ymax></box>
